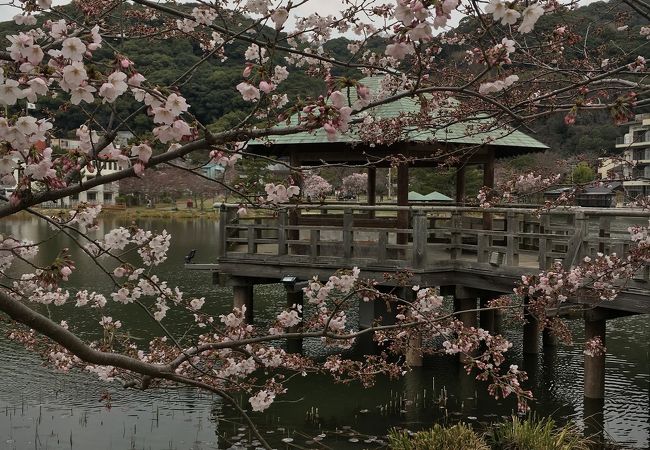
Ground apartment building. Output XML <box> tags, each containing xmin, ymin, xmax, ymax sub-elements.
<box><xmin>600</xmin><ymin>114</ymin><xmax>650</xmax><ymax>198</ymax></box>
<box><xmin>62</xmin><ymin>160</ymin><xmax>120</xmax><ymax>207</ymax></box>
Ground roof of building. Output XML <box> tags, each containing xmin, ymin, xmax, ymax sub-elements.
<box><xmin>250</xmin><ymin>76</ymin><xmax>549</xmax><ymax>151</ymax></box>
<box><xmin>408</xmin><ymin>190</ymin><xmax>453</xmax><ymax>201</ymax></box>
<box><xmin>545</xmin><ymin>181</ymin><xmax>623</xmax><ymax>196</ymax></box>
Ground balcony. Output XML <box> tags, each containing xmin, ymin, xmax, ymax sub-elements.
<box><xmin>616</xmin><ymin>132</ymin><xmax>650</xmax><ymax>146</ymax></box>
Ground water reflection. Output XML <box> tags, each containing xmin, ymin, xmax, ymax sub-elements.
<box><xmin>0</xmin><ymin>216</ymin><xmax>648</xmax><ymax>448</ymax></box>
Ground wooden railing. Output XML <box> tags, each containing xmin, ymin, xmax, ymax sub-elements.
<box><xmin>215</xmin><ymin>204</ymin><xmax>650</xmax><ymax>280</ymax></box>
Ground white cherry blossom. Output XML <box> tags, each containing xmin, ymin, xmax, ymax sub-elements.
<box><xmin>70</xmin><ymin>84</ymin><xmax>96</xmax><ymax>105</ymax></box>
<box><xmin>0</xmin><ymin>80</ymin><xmax>24</xmax><ymax>105</ymax></box>
<box><xmin>518</xmin><ymin>3</ymin><xmax>545</xmax><ymax>34</ymax></box>
<box><xmin>62</xmin><ymin>62</ymin><xmax>88</xmax><ymax>88</ymax></box>
<box><xmin>165</xmin><ymin>93</ymin><xmax>189</xmax><ymax>116</ymax></box>
<box><xmin>61</xmin><ymin>37</ymin><xmax>86</xmax><ymax>61</ymax></box>
<box><xmin>249</xmin><ymin>389</ymin><xmax>275</xmax><ymax>412</ymax></box>
<box><xmin>271</xmin><ymin>8</ymin><xmax>289</xmax><ymax>29</ymax></box>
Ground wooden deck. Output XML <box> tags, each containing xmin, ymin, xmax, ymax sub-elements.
<box><xmin>201</xmin><ymin>204</ymin><xmax>650</xmax><ymax>314</ymax></box>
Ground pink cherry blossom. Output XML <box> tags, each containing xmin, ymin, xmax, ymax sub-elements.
<box><xmin>236</xmin><ymin>82</ymin><xmax>260</xmax><ymax>101</ymax></box>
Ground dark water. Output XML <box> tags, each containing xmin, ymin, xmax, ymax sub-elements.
<box><xmin>0</xmin><ymin>216</ymin><xmax>648</xmax><ymax>449</ymax></box>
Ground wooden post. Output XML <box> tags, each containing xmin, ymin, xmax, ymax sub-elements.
<box><xmin>343</xmin><ymin>208</ymin><xmax>353</xmax><ymax>261</ymax></box>
<box><xmin>286</xmin><ymin>290</ymin><xmax>304</xmax><ymax>354</ymax></box>
<box><xmin>565</xmin><ymin>211</ymin><xmax>586</xmax><ymax>267</ymax></box>
<box><xmin>483</xmin><ymin>150</ymin><xmax>495</xmax><ymax>230</ymax></box>
<box><xmin>406</xmin><ymin>333</ymin><xmax>423</xmax><ymax>367</ymax></box>
<box><xmin>451</xmin><ymin>211</ymin><xmax>462</xmax><ymax>260</ymax></box>
<box><xmin>477</xmin><ymin>233</ymin><xmax>489</xmax><ymax>263</ymax></box>
<box><xmin>377</xmin><ymin>231</ymin><xmax>388</xmax><ymax>264</ymax></box>
<box><xmin>455</xmin><ymin>165</ymin><xmax>466</xmax><ymax>205</ymax></box>
<box><xmin>494</xmin><ymin>310</ymin><xmax>504</xmax><ymax>335</ymax></box>
<box><xmin>506</xmin><ymin>211</ymin><xmax>520</xmax><ymax>266</ymax></box>
<box><xmin>584</xmin><ymin>315</ymin><xmax>606</xmax><ymax>399</ymax></box>
<box><xmin>523</xmin><ymin>296</ymin><xmax>540</xmax><ymax>354</ymax></box>
<box><xmin>543</xmin><ymin>327</ymin><xmax>558</xmax><ymax>347</ymax></box>
<box><xmin>277</xmin><ymin>210</ymin><xmax>287</xmax><ymax>256</ymax></box>
<box><xmin>538</xmin><ymin>214</ymin><xmax>550</xmax><ymax>269</ymax></box>
<box><xmin>288</xmin><ymin>207</ymin><xmax>299</xmax><ymax>243</ymax></box>
<box><xmin>412</xmin><ymin>211</ymin><xmax>428</xmax><ymax>268</ymax></box>
<box><xmin>233</xmin><ymin>283</ymin><xmax>254</xmax><ymax>324</ymax></box>
<box><xmin>368</xmin><ymin>166</ymin><xmax>376</xmax><ymax>219</ymax></box>
<box><xmin>598</xmin><ymin>216</ymin><xmax>611</xmax><ymax>254</ymax></box>
<box><xmin>583</xmin><ymin>397</ymin><xmax>605</xmax><ymax>444</ymax></box>
<box><xmin>359</xmin><ymin>285</ymin><xmax>397</xmax><ymax>329</ymax></box>
<box><xmin>217</xmin><ymin>204</ymin><xmax>228</xmax><ymax>258</ymax></box>
<box><xmin>479</xmin><ymin>296</ymin><xmax>495</xmax><ymax>334</ymax></box>
<box><xmin>397</xmin><ymin>164</ymin><xmax>409</xmax><ymax>245</ymax></box>
<box><xmin>401</xmin><ymin>287</ymin><xmax>423</xmax><ymax>367</ymax></box>
<box><xmin>455</xmin><ymin>286</ymin><xmax>478</xmax><ymax>363</ymax></box>
<box><xmin>247</xmin><ymin>223</ymin><xmax>256</xmax><ymax>254</ymax></box>
<box><xmin>309</xmin><ymin>229</ymin><xmax>320</xmax><ymax>260</ymax></box>
<box><xmin>289</xmin><ymin>152</ymin><xmax>302</xmax><ymax>244</ymax></box>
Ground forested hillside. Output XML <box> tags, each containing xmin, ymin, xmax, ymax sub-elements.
<box><xmin>1</xmin><ymin>0</ymin><xmax>646</xmax><ymax>159</ymax></box>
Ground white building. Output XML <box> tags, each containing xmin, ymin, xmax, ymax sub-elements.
<box><xmin>600</xmin><ymin>114</ymin><xmax>650</xmax><ymax>198</ymax></box>
<box><xmin>61</xmin><ymin>160</ymin><xmax>121</xmax><ymax>207</ymax></box>
<box><xmin>50</xmin><ymin>132</ymin><xmax>133</xmax><ymax>206</ymax></box>
<box><xmin>2</xmin><ymin>131</ymin><xmax>133</xmax><ymax>206</ymax></box>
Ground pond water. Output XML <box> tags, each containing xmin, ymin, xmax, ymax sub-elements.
<box><xmin>0</xmin><ymin>216</ymin><xmax>648</xmax><ymax>449</ymax></box>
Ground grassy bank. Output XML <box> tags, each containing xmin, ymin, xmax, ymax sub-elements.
<box><xmin>102</xmin><ymin>206</ymin><xmax>219</xmax><ymax>219</ymax></box>
<box><xmin>389</xmin><ymin>416</ymin><xmax>597</xmax><ymax>450</ymax></box>
<box><xmin>29</xmin><ymin>204</ymin><xmax>220</xmax><ymax>220</ymax></box>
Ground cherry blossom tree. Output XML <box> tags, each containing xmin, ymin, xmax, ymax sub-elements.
<box><xmin>303</xmin><ymin>173</ymin><xmax>333</xmax><ymax>201</ymax></box>
<box><xmin>0</xmin><ymin>0</ymin><xmax>649</xmax><ymax>446</ymax></box>
<box><xmin>342</xmin><ymin>172</ymin><xmax>368</xmax><ymax>197</ymax></box>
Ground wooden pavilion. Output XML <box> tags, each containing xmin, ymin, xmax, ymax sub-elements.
<box><xmin>247</xmin><ymin>75</ymin><xmax>548</xmax><ymax>231</ymax></box>
<box><xmin>192</xmin><ymin>79</ymin><xmax>649</xmax><ymax>406</ymax></box>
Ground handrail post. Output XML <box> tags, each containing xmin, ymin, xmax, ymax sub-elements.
<box><xmin>310</xmin><ymin>229</ymin><xmax>320</xmax><ymax>260</ymax></box>
<box><xmin>567</xmin><ymin>211</ymin><xmax>587</xmax><ymax>267</ymax></box>
<box><xmin>377</xmin><ymin>231</ymin><xmax>388</xmax><ymax>264</ymax></box>
<box><xmin>478</xmin><ymin>233</ymin><xmax>488</xmax><ymax>263</ymax></box>
<box><xmin>247</xmin><ymin>224</ymin><xmax>256</xmax><ymax>254</ymax></box>
<box><xmin>217</xmin><ymin>203</ymin><xmax>228</xmax><ymax>258</ymax></box>
<box><xmin>506</xmin><ymin>211</ymin><xmax>519</xmax><ymax>266</ymax></box>
<box><xmin>451</xmin><ymin>211</ymin><xmax>461</xmax><ymax>260</ymax></box>
<box><xmin>343</xmin><ymin>208</ymin><xmax>353</xmax><ymax>261</ymax></box>
<box><xmin>598</xmin><ymin>216</ymin><xmax>611</xmax><ymax>254</ymax></box>
<box><xmin>277</xmin><ymin>210</ymin><xmax>287</xmax><ymax>256</ymax></box>
<box><xmin>538</xmin><ymin>213</ymin><xmax>551</xmax><ymax>269</ymax></box>
<box><xmin>412</xmin><ymin>211</ymin><xmax>428</xmax><ymax>268</ymax></box>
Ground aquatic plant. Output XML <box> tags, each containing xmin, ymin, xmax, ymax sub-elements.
<box><xmin>485</xmin><ymin>415</ymin><xmax>591</xmax><ymax>450</ymax></box>
<box><xmin>388</xmin><ymin>423</ymin><xmax>489</xmax><ymax>450</ymax></box>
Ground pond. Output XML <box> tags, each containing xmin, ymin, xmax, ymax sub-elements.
<box><xmin>0</xmin><ymin>215</ymin><xmax>648</xmax><ymax>449</ymax></box>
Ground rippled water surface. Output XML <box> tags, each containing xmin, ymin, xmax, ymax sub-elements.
<box><xmin>0</xmin><ymin>216</ymin><xmax>648</xmax><ymax>449</ymax></box>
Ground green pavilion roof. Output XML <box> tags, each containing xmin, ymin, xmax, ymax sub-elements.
<box><xmin>408</xmin><ymin>191</ymin><xmax>453</xmax><ymax>201</ymax></box>
<box><xmin>252</xmin><ymin>76</ymin><xmax>548</xmax><ymax>151</ymax></box>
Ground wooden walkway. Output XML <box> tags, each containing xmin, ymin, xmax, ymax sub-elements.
<box><xmin>199</xmin><ymin>204</ymin><xmax>650</xmax><ymax>314</ymax></box>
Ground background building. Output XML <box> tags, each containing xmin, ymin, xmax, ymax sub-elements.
<box><xmin>62</xmin><ymin>160</ymin><xmax>120</xmax><ymax>207</ymax></box>
<box><xmin>607</xmin><ymin>113</ymin><xmax>650</xmax><ymax>197</ymax></box>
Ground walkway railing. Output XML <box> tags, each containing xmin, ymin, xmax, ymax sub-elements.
<box><xmin>216</xmin><ymin>204</ymin><xmax>650</xmax><ymax>281</ymax></box>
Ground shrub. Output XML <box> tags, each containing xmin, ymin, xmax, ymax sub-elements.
<box><xmin>388</xmin><ymin>423</ymin><xmax>489</xmax><ymax>450</ymax></box>
<box><xmin>485</xmin><ymin>415</ymin><xmax>591</xmax><ymax>450</ymax></box>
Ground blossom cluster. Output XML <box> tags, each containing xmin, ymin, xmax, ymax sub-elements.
<box><xmin>478</xmin><ymin>172</ymin><xmax>562</xmax><ymax>206</ymax></box>
<box><xmin>303</xmin><ymin>174</ymin><xmax>333</xmax><ymax>200</ymax></box>
<box><xmin>264</xmin><ymin>183</ymin><xmax>300</xmax><ymax>203</ymax></box>
<box><xmin>485</xmin><ymin>0</ymin><xmax>545</xmax><ymax>34</ymax></box>
<box><xmin>341</xmin><ymin>172</ymin><xmax>368</xmax><ymax>196</ymax></box>
<box><xmin>583</xmin><ymin>336</ymin><xmax>606</xmax><ymax>357</ymax></box>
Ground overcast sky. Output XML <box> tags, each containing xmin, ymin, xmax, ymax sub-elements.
<box><xmin>0</xmin><ymin>1</ymin><xmax>361</xmax><ymax>24</ymax></box>
<box><xmin>0</xmin><ymin>0</ymin><xmax>604</xmax><ymax>28</ymax></box>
